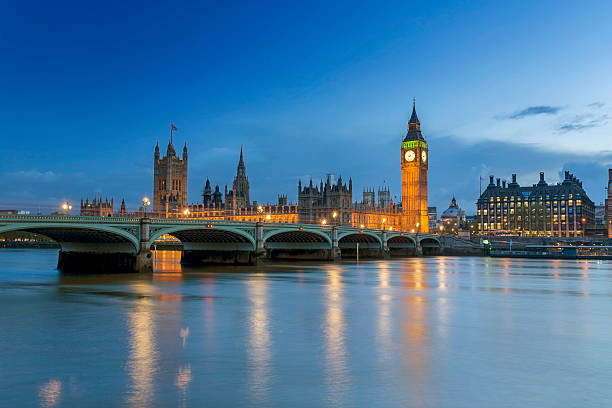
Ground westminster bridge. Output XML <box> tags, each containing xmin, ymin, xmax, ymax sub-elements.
<box><xmin>0</xmin><ymin>215</ymin><xmax>442</xmax><ymax>273</ymax></box>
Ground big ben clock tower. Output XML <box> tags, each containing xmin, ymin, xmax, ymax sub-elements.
<box><xmin>401</xmin><ymin>99</ymin><xmax>429</xmax><ymax>232</ymax></box>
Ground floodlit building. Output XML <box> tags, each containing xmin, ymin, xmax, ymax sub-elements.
<box><xmin>476</xmin><ymin>171</ymin><xmax>595</xmax><ymax>237</ymax></box>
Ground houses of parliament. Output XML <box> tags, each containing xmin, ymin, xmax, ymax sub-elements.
<box><xmin>148</xmin><ymin>102</ymin><xmax>429</xmax><ymax>232</ymax></box>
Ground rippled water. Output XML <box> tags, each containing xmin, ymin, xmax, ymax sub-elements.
<box><xmin>1</xmin><ymin>249</ymin><xmax>611</xmax><ymax>407</ymax></box>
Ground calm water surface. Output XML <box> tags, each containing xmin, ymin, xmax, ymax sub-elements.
<box><xmin>1</xmin><ymin>249</ymin><xmax>611</xmax><ymax>407</ymax></box>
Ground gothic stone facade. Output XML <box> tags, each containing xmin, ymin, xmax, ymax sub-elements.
<box><xmin>153</xmin><ymin>138</ymin><xmax>188</xmax><ymax>215</ymax></box>
<box><xmin>352</xmin><ymin>101</ymin><xmax>429</xmax><ymax>233</ymax></box>
<box><xmin>80</xmin><ymin>196</ymin><xmax>114</xmax><ymax>217</ymax></box>
<box><xmin>188</xmin><ymin>148</ymin><xmax>298</xmax><ymax>223</ymax></box>
<box><xmin>297</xmin><ymin>175</ymin><xmax>353</xmax><ymax>225</ymax></box>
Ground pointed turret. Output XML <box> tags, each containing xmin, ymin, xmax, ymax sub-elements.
<box><xmin>236</xmin><ymin>146</ymin><xmax>246</xmax><ymax>176</ymax></box>
<box><xmin>154</xmin><ymin>141</ymin><xmax>160</xmax><ymax>160</ymax></box>
<box><xmin>403</xmin><ymin>98</ymin><xmax>425</xmax><ymax>142</ymax></box>
<box><xmin>183</xmin><ymin>141</ymin><xmax>188</xmax><ymax>161</ymax></box>
<box><xmin>409</xmin><ymin>97</ymin><xmax>420</xmax><ymax>127</ymax></box>
<box><xmin>166</xmin><ymin>137</ymin><xmax>176</xmax><ymax>157</ymax></box>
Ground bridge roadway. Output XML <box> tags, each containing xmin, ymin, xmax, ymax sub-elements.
<box><xmin>0</xmin><ymin>215</ymin><xmax>442</xmax><ymax>273</ymax></box>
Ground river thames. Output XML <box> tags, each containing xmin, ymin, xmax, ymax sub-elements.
<box><xmin>1</xmin><ymin>249</ymin><xmax>611</xmax><ymax>407</ymax></box>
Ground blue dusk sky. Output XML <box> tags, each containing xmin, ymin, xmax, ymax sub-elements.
<box><xmin>1</xmin><ymin>0</ymin><xmax>611</xmax><ymax>214</ymax></box>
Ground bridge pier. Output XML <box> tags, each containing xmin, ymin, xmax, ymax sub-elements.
<box><xmin>136</xmin><ymin>218</ymin><xmax>153</xmax><ymax>273</ymax></box>
<box><xmin>382</xmin><ymin>231</ymin><xmax>390</xmax><ymax>259</ymax></box>
<box><xmin>57</xmin><ymin>251</ymin><xmax>138</xmax><ymax>274</ymax></box>
<box><xmin>254</xmin><ymin>222</ymin><xmax>266</xmax><ymax>264</ymax></box>
<box><xmin>331</xmin><ymin>227</ymin><xmax>341</xmax><ymax>261</ymax></box>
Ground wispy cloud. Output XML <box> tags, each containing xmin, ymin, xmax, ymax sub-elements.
<box><xmin>559</xmin><ymin>114</ymin><xmax>609</xmax><ymax>132</ymax></box>
<box><xmin>508</xmin><ymin>105</ymin><xmax>562</xmax><ymax>119</ymax></box>
<box><xmin>587</xmin><ymin>102</ymin><xmax>605</xmax><ymax>109</ymax></box>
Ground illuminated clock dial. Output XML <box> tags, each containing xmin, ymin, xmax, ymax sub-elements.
<box><xmin>422</xmin><ymin>151</ymin><xmax>427</xmax><ymax>162</ymax></box>
<box><xmin>405</xmin><ymin>150</ymin><xmax>415</xmax><ymax>162</ymax></box>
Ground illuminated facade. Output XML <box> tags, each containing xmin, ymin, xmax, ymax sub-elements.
<box><xmin>186</xmin><ymin>149</ymin><xmax>298</xmax><ymax>223</ymax></box>
<box><xmin>352</xmin><ymin>101</ymin><xmax>429</xmax><ymax>232</ymax></box>
<box><xmin>476</xmin><ymin>172</ymin><xmax>595</xmax><ymax>237</ymax></box>
<box><xmin>80</xmin><ymin>196</ymin><xmax>114</xmax><ymax>217</ymax></box>
<box><xmin>153</xmin><ymin>137</ymin><xmax>188</xmax><ymax>216</ymax></box>
<box><xmin>607</xmin><ymin>169</ymin><xmax>612</xmax><ymax>238</ymax></box>
<box><xmin>400</xmin><ymin>101</ymin><xmax>429</xmax><ymax>232</ymax></box>
<box><xmin>297</xmin><ymin>174</ymin><xmax>353</xmax><ymax>225</ymax></box>
<box><xmin>150</xmin><ymin>104</ymin><xmax>431</xmax><ymax>232</ymax></box>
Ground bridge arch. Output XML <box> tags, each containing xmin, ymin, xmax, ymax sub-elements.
<box><xmin>418</xmin><ymin>236</ymin><xmax>441</xmax><ymax>247</ymax></box>
<box><xmin>148</xmin><ymin>225</ymin><xmax>256</xmax><ymax>250</ymax></box>
<box><xmin>337</xmin><ymin>231</ymin><xmax>382</xmax><ymax>246</ymax></box>
<box><xmin>263</xmin><ymin>228</ymin><xmax>332</xmax><ymax>246</ymax></box>
<box><xmin>387</xmin><ymin>234</ymin><xmax>417</xmax><ymax>247</ymax></box>
<box><xmin>419</xmin><ymin>236</ymin><xmax>442</xmax><ymax>255</ymax></box>
<box><xmin>0</xmin><ymin>223</ymin><xmax>140</xmax><ymax>252</ymax></box>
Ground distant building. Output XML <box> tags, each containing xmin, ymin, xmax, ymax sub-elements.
<box><xmin>153</xmin><ymin>135</ymin><xmax>188</xmax><ymax>216</ymax></box>
<box><xmin>607</xmin><ymin>169</ymin><xmax>612</xmax><ymax>238</ymax></box>
<box><xmin>378</xmin><ymin>184</ymin><xmax>391</xmax><ymax>208</ymax></box>
<box><xmin>476</xmin><ymin>172</ymin><xmax>595</xmax><ymax>237</ymax></box>
<box><xmin>226</xmin><ymin>147</ymin><xmax>250</xmax><ymax>209</ymax></box>
<box><xmin>298</xmin><ymin>174</ymin><xmax>353</xmax><ymax>225</ymax></box>
<box><xmin>595</xmin><ymin>204</ymin><xmax>605</xmax><ymax>225</ymax></box>
<box><xmin>188</xmin><ymin>149</ymin><xmax>298</xmax><ymax>223</ymax></box>
<box><xmin>440</xmin><ymin>196</ymin><xmax>466</xmax><ymax>224</ymax></box>
<box><xmin>428</xmin><ymin>207</ymin><xmax>437</xmax><ymax>231</ymax></box>
<box><xmin>80</xmin><ymin>196</ymin><xmax>114</xmax><ymax>217</ymax></box>
<box><xmin>362</xmin><ymin>188</ymin><xmax>375</xmax><ymax>207</ymax></box>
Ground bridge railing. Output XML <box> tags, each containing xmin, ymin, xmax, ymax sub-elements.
<box><xmin>0</xmin><ymin>215</ymin><xmax>441</xmax><ymax>238</ymax></box>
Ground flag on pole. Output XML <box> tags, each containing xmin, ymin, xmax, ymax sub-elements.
<box><xmin>171</xmin><ymin>122</ymin><xmax>178</xmax><ymax>132</ymax></box>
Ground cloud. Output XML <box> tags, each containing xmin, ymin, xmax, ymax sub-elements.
<box><xmin>559</xmin><ymin>114</ymin><xmax>609</xmax><ymax>132</ymax></box>
<box><xmin>587</xmin><ymin>102</ymin><xmax>605</xmax><ymax>109</ymax></box>
<box><xmin>507</xmin><ymin>105</ymin><xmax>562</xmax><ymax>119</ymax></box>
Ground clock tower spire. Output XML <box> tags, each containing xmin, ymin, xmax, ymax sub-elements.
<box><xmin>400</xmin><ymin>99</ymin><xmax>429</xmax><ymax>233</ymax></box>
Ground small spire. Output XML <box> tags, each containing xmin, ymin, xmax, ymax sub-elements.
<box><xmin>409</xmin><ymin>98</ymin><xmax>420</xmax><ymax>124</ymax></box>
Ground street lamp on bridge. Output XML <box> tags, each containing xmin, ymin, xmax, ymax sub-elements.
<box><xmin>61</xmin><ymin>202</ymin><xmax>72</xmax><ymax>215</ymax></box>
<box><xmin>142</xmin><ymin>197</ymin><xmax>151</xmax><ymax>217</ymax></box>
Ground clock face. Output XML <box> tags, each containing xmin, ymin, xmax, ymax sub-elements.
<box><xmin>422</xmin><ymin>150</ymin><xmax>427</xmax><ymax>162</ymax></box>
<box><xmin>405</xmin><ymin>150</ymin><xmax>415</xmax><ymax>162</ymax></box>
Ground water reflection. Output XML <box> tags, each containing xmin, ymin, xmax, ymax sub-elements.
<box><xmin>175</xmin><ymin>363</ymin><xmax>192</xmax><ymax>408</ymax></box>
<box><xmin>400</xmin><ymin>260</ymin><xmax>430</xmax><ymax>406</ymax></box>
<box><xmin>324</xmin><ymin>264</ymin><xmax>351</xmax><ymax>405</ymax></box>
<box><xmin>376</xmin><ymin>262</ymin><xmax>393</xmax><ymax>388</ymax></box>
<box><xmin>246</xmin><ymin>275</ymin><xmax>272</xmax><ymax>405</ymax></box>
<box><xmin>39</xmin><ymin>378</ymin><xmax>62</xmax><ymax>407</ymax></box>
<box><xmin>153</xmin><ymin>250</ymin><xmax>182</xmax><ymax>274</ymax></box>
<box><xmin>125</xmin><ymin>283</ymin><xmax>158</xmax><ymax>407</ymax></box>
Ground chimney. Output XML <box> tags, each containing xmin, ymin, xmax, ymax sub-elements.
<box><xmin>496</xmin><ymin>178</ymin><xmax>501</xmax><ymax>187</ymax></box>
<box><xmin>512</xmin><ymin>174</ymin><xmax>517</xmax><ymax>183</ymax></box>
<box><xmin>489</xmin><ymin>175</ymin><xmax>494</xmax><ymax>185</ymax></box>
<box><xmin>540</xmin><ymin>172</ymin><xmax>545</xmax><ymax>181</ymax></box>
<box><xmin>502</xmin><ymin>180</ymin><xmax>506</xmax><ymax>188</ymax></box>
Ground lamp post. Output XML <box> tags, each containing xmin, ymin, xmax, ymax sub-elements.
<box><xmin>321</xmin><ymin>219</ymin><xmax>327</xmax><ymax>225</ymax></box>
<box><xmin>257</xmin><ymin>205</ymin><xmax>263</xmax><ymax>222</ymax></box>
<box><xmin>183</xmin><ymin>208</ymin><xmax>190</xmax><ymax>218</ymax></box>
<box><xmin>332</xmin><ymin>211</ymin><xmax>338</xmax><ymax>225</ymax></box>
<box><xmin>142</xmin><ymin>197</ymin><xmax>151</xmax><ymax>218</ymax></box>
<box><xmin>61</xmin><ymin>202</ymin><xmax>72</xmax><ymax>215</ymax></box>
